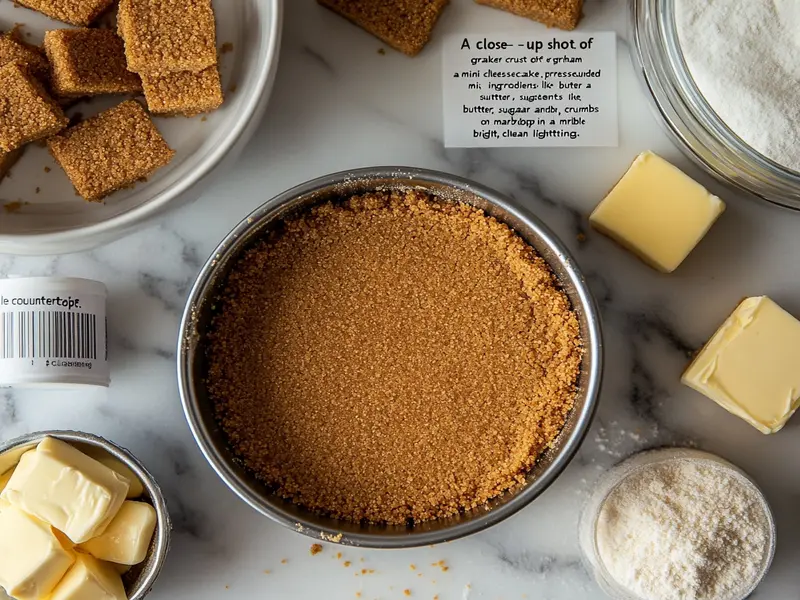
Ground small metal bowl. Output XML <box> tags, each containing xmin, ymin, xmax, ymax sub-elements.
<box><xmin>178</xmin><ymin>166</ymin><xmax>604</xmax><ymax>548</ymax></box>
<box><xmin>0</xmin><ymin>431</ymin><xmax>171</xmax><ymax>600</ymax></box>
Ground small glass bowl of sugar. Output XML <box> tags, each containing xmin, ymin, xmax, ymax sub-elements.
<box><xmin>579</xmin><ymin>448</ymin><xmax>775</xmax><ymax>600</ymax></box>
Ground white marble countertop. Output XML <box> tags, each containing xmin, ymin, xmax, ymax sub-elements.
<box><xmin>3</xmin><ymin>1</ymin><xmax>800</xmax><ymax>598</ymax></box>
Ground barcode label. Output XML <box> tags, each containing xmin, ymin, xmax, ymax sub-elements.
<box><xmin>0</xmin><ymin>311</ymin><xmax>98</xmax><ymax>360</ymax></box>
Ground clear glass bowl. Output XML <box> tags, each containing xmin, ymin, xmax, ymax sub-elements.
<box><xmin>579</xmin><ymin>448</ymin><xmax>776</xmax><ymax>600</ymax></box>
<box><xmin>630</xmin><ymin>0</ymin><xmax>800</xmax><ymax>210</ymax></box>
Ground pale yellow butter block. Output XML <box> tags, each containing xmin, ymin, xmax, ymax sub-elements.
<box><xmin>682</xmin><ymin>296</ymin><xmax>800</xmax><ymax>434</ymax></box>
<box><xmin>0</xmin><ymin>467</ymin><xmax>15</xmax><ymax>493</ymax></box>
<box><xmin>0</xmin><ymin>443</ymin><xmax>36</xmax><ymax>476</ymax></box>
<box><xmin>0</xmin><ymin>501</ymin><xmax>76</xmax><ymax>600</ymax></box>
<box><xmin>590</xmin><ymin>151</ymin><xmax>725</xmax><ymax>273</ymax></box>
<box><xmin>83</xmin><ymin>449</ymin><xmax>144</xmax><ymax>499</ymax></box>
<box><xmin>107</xmin><ymin>562</ymin><xmax>132</xmax><ymax>575</ymax></box>
<box><xmin>1</xmin><ymin>437</ymin><xmax>130</xmax><ymax>544</ymax></box>
<box><xmin>79</xmin><ymin>501</ymin><xmax>157</xmax><ymax>565</ymax></box>
<box><xmin>49</xmin><ymin>554</ymin><xmax>126</xmax><ymax>600</ymax></box>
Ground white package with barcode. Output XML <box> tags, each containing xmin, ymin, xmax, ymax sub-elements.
<box><xmin>0</xmin><ymin>277</ymin><xmax>109</xmax><ymax>387</ymax></box>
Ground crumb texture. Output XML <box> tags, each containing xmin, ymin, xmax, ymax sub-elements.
<box><xmin>118</xmin><ymin>0</ymin><xmax>217</xmax><ymax>73</ymax></box>
<box><xmin>474</xmin><ymin>0</ymin><xmax>583</xmax><ymax>30</ymax></box>
<box><xmin>318</xmin><ymin>0</ymin><xmax>449</xmax><ymax>56</ymax></box>
<box><xmin>45</xmin><ymin>29</ymin><xmax>142</xmax><ymax>97</ymax></box>
<box><xmin>0</xmin><ymin>61</ymin><xmax>68</xmax><ymax>152</ymax></box>
<box><xmin>0</xmin><ymin>148</ymin><xmax>23</xmax><ymax>182</ymax></box>
<box><xmin>0</xmin><ymin>30</ymin><xmax>50</xmax><ymax>81</ymax></box>
<box><xmin>142</xmin><ymin>66</ymin><xmax>222</xmax><ymax>116</ymax></box>
<box><xmin>207</xmin><ymin>190</ymin><xmax>583</xmax><ymax>524</ymax></box>
<box><xmin>47</xmin><ymin>100</ymin><xmax>174</xmax><ymax>201</ymax></box>
<box><xmin>15</xmin><ymin>0</ymin><xmax>116</xmax><ymax>26</ymax></box>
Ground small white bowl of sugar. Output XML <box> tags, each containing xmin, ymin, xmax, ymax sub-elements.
<box><xmin>579</xmin><ymin>448</ymin><xmax>775</xmax><ymax>600</ymax></box>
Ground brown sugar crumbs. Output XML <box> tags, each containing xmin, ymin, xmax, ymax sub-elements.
<box><xmin>310</xmin><ymin>543</ymin><xmax>323</xmax><ymax>555</ymax></box>
<box><xmin>207</xmin><ymin>190</ymin><xmax>582</xmax><ymax>524</ymax></box>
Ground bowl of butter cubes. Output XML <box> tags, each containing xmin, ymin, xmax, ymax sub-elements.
<box><xmin>0</xmin><ymin>430</ymin><xmax>170</xmax><ymax>600</ymax></box>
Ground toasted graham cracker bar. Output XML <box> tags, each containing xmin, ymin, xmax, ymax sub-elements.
<box><xmin>318</xmin><ymin>0</ymin><xmax>449</xmax><ymax>56</ymax></box>
<box><xmin>44</xmin><ymin>28</ymin><xmax>142</xmax><ymax>98</ymax></box>
<box><xmin>118</xmin><ymin>0</ymin><xmax>217</xmax><ymax>73</ymax></box>
<box><xmin>0</xmin><ymin>61</ymin><xmax>68</xmax><ymax>152</ymax></box>
<box><xmin>142</xmin><ymin>66</ymin><xmax>223</xmax><ymax>117</ymax></box>
<box><xmin>0</xmin><ymin>29</ymin><xmax>50</xmax><ymax>82</ymax></box>
<box><xmin>48</xmin><ymin>100</ymin><xmax>175</xmax><ymax>202</ymax></box>
<box><xmin>475</xmin><ymin>0</ymin><xmax>583</xmax><ymax>30</ymax></box>
<box><xmin>0</xmin><ymin>148</ymin><xmax>23</xmax><ymax>184</ymax></box>
<box><xmin>15</xmin><ymin>0</ymin><xmax>116</xmax><ymax>27</ymax></box>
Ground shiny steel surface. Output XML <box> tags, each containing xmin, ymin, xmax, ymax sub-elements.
<box><xmin>178</xmin><ymin>167</ymin><xmax>604</xmax><ymax>548</ymax></box>
<box><xmin>0</xmin><ymin>430</ymin><xmax>171</xmax><ymax>599</ymax></box>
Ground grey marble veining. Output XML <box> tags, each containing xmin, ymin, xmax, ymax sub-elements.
<box><xmin>3</xmin><ymin>0</ymin><xmax>800</xmax><ymax>598</ymax></box>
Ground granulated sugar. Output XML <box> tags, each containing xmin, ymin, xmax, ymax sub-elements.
<box><xmin>676</xmin><ymin>0</ymin><xmax>800</xmax><ymax>173</ymax></box>
<box><xmin>596</xmin><ymin>460</ymin><xmax>771</xmax><ymax>600</ymax></box>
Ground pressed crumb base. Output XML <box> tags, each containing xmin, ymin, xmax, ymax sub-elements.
<box><xmin>207</xmin><ymin>190</ymin><xmax>582</xmax><ymax>524</ymax></box>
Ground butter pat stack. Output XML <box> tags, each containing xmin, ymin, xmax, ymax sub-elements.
<box><xmin>118</xmin><ymin>0</ymin><xmax>223</xmax><ymax>116</ymax></box>
<box><xmin>79</xmin><ymin>501</ymin><xmax>157</xmax><ymax>565</ymax></box>
<box><xmin>50</xmin><ymin>554</ymin><xmax>126</xmax><ymax>600</ymax></box>
<box><xmin>0</xmin><ymin>437</ymin><xmax>158</xmax><ymax>600</ymax></box>
<box><xmin>0</xmin><ymin>502</ymin><xmax>75</xmax><ymax>600</ymax></box>
<box><xmin>682</xmin><ymin>297</ymin><xmax>800</xmax><ymax>434</ymax></box>
<box><xmin>590</xmin><ymin>152</ymin><xmax>725</xmax><ymax>273</ymax></box>
<box><xmin>3</xmin><ymin>437</ymin><xmax>129</xmax><ymax>544</ymax></box>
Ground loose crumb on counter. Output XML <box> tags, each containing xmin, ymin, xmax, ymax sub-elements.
<box><xmin>431</xmin><ymin>560</ymin><xmax>449</xmax><ymax>572</ymax></box>
<box><xmin>310</xmin><ymin>544</ymin><xmax>323</xmax><ymax>556</ymax></box>
<box><xmin>208</xmin><ymin>190</ymin><xmax>582</xmax><ymax>525</ymax></box>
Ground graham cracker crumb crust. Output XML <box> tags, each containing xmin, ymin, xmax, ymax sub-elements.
<box><xmin>207</xmin><ymin>189</ymin><xmax>583</xmax><ymax>524</ymax></box>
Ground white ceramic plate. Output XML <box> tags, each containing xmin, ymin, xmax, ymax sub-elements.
<box><xmin>0</xmin><ymin>0</ymin><xmax>282</xmax><ymax>255</ymax></box>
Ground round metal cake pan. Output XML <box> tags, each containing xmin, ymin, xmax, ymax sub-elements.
<box><xmin>0</xmin><ymin>430</ymin><xmax>171</xmax><ymax>600</ymax></box>
<box><xmin>178</xmin><ymin>166</ymin><xmax>604</xmax><ymax>548</ymax></box>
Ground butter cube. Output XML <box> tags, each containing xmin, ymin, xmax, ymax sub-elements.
<box><xmin>1</xmin><ymin>437</ymin><xmax>130</xmax><ymax>543</ymax></box>
<box><xmin>49</xmin><ymin>554</ymin><xmax>126</xmax><ymax>600</ymax></box>
<box><xmin>682</xmin><ymin>297</ymin><xmax>800</xmax><ymax>434</ymax></box>
<box><xmin>590</xmin><ymin>152</ymin><xmax>725</xmax><ymax>273</ymax></box>
<box><xmin>83</xmin><ymin>448</ymin><xmax>144</xmax><ymax>499</ymax></box>
<box><xmin>79</xmin><ymin>501</ymin><xmax>157</xmax><ymax>565</ymax></box>
<box><xmin>0</xmin><ymin>467</ymin><xmax>14</xmax><ymax>493</ymax></box>
<box><xmin>0</xmin><ymin>501</ymin><xmax>76</xmax><ymax>600</ymax></box>
<box><xmin>0</xmin><ymin>443</ymin><xmax>36</xmax><ymax>476</ymax></box>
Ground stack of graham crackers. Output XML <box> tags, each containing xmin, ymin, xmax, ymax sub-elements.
<box><xmin>0</xmin><ymin>0</ymin><xmax>223</xmax><ymax>202</ymax></box>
